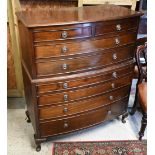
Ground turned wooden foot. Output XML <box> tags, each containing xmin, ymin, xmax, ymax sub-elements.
<box><xmin>25</xmin><ymin>110</ymin><xmax>31</xmax><ymax>123</ymax></box>
<box><xmin>122</xmin><ymin>112</ymin><xmax>128</xmax><ymax>123</ymax></box>
<box><xmin>34</xmin><ymin>134</ymin><xmax>44</xmax><ymax>152</ymax></box>
<box><xmin>36</xmin><ymin>144</ymin><xmax>41</xmax><ymax>152</ymax></box>
<box><xmin>139</xmin><ymin>112</ymin><xmax>147</xmax><ymax>140</ymax></box>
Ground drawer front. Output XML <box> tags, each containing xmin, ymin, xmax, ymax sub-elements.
<box><xmin>35</xmin><ymin>32</ymin><xmax>136</xmax><ymax>59</ymax></box>
<box><xmin>37</xmin><ymin>63</ymin><xmax>134</xmax><ymax>94</ymax></box>
<box><xmin>38</xmin><ymin>75</ymin><xmax>132</xmax><ymax>106</ymax></box>
<box><xmin>33</xmin><ymin>26</ymin><xmax>92</xmax><ymax>42</ymax></box>
<box><xmin>95</xmin><ymin>17</ymin><xmax>138</xmax><ymax>36</ymax></box>
<box><xmin>39</xmin><ymin>85</ymin><xmax>130</xmax><ymax>120</ymax></box>
<box><xmin>36</xmin><ymin>45</ymin><xmax>134</xmax><ymax>77</ymax></box>
<box><xmin>39</xmin><ymin>98</ymin><xmax>128</xmax><ymax>137</ymax></box>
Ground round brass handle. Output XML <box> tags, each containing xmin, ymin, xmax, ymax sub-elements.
<box><xmin>111</xmin><ymin>83</ymin><xmax>115</xmax><ymax>88</ymax></box>
<box><xmin>115</xmin><ymin>38</ymin><xmax>120</xmax><ymax>45</ymax></box>
<box><xmin>61</xmin><ymin>31</ymin><xmax>68</xmax><ymax>39</ymax></box>
<box><xmin>62</xmin><ymin>64</ymin><xmax>68</xmax><ymax>70</ymax></box>
<box><xmin>64</xmin><ymin>122</ymin><xmax>68</xmax><ymax>128</ymax></box>
<box><xmin>112</xmin><ymin>72</ymin><xmax>117</xmax><ymax>78</ymax></box>
<box><xmin>64</xmin><ymin>94</ymin><xmax>68</xmax><ymax>101</ymax></box>
<box><xmin>112</xmin><ymin>53</ymin><xmax>117</xmax><ymax>60</ymax></box>
<box><xmin>109</xmin><ymin>96</ymin><xmax>114</xmax><ymax>100</ymax></box>
<box><xmin>116</xmin><ymin>24</ymin><xmax>121</xmax><ymax>31</ymax></box>
<box><xmin>61</xmin><ymin>46</ymin><xmax>68</xmax><ymax>53</ymax></box>
<box><xmin>63</xmin><ymin>82</ymin><xmax>68</xmax><ymax>89</ymax></box>
<box><xmin>63</xmin><ymin>107</ymin><xmax>68</xmax><ymax>113</ymax></box>
<box><xmin>108</xmin><ymin>110</ymin><xmax>112</xmax><ymax>115</ymax></box>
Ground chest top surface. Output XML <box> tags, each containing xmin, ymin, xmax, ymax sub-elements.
<box><xmin>16</xmin><ymin>4</ymin><xmax>142</xmax><ymax>27</ymax></box>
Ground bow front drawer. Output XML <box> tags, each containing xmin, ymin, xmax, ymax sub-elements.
<box><xmin>40</xmin><ymin>105</ymin><xmax>109</xmax><ymax>137</ymax></box>
<box><xmin>36</xmin><ymin>62</ymin><xmax>134</xmax><ymax>94</ymax></box>
<box><xmin>33</xmin><ymin>25</ymin><xmax>92</xmax><ymax>42</ymax></box>
<box><xmin>39</xmin><ymin>97</ymin><xmax>128</xmax><ymax>137</ymax></box>
<box><xmin>35</xmin><ymin>31</ymin><xmax>136</xmax><ymax>59</ymax></box>
<box><xmin>37</xmin><ymin>75</ymin><xmax>132</xmax><ymax>106</ymax></box>
<box><xmin>36</xmin><ymin>45</ymin><xmax>134</xmax><ymax>77</ymax></box>
<box><xmin>39</xmin><ymin>85</ymin><xmax>131</xmax><ymax>120</ymax></box>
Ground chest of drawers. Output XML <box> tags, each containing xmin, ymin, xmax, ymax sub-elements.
<box><xmin>17</xmin><ymin>4</ymin><xmax>142</xmax><ymax>151</ymax></box>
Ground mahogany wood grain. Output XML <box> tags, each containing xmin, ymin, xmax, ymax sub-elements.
<box><xmin>16</xmin><ymin>4</ymin><xmax>142</xmax><ymax>150</ymax></box>
<box><xmin>36</xmin><ymin>44</ymin><xmax>134</xmax><ymax>77</ymax></box>
<box><xmin>95</xmin><ymin>17</ymin><xmax>138</xmax><ymax>36</ymax></box>
<box><xmin>33</xmin><ymin>26</ymin><xmax>92</xmax><ymax>42</ymax></box>
<box><xmin>40</xmin><ymin>104</ymin><xmax>108</xmax><ymax>137</ymax></box>
<box><xmin>38</xmin><ymin>76</ymin><xmax>132</xmax><ymax>106</ymax></box>
<box><xmin>39</xmin><ymin>86</ymin><xmax>131</xmax><ymax>120</ymax></box>
<box><xmin>33</xmin><ymin>17</ymin><xmax>138</xmax><ymax>42</ymax></box>
<box><xmin>36</xmin><ymin>63</ymin><xmax>134</xmax><ymax>94</ymax></box>
<box><xmin>20</xmin><ymin>0</ymin><xmax>77</xmax><ymax>12</ymax></box>
<box><xmin>34</xmin><ymin>32</ymin><xmax>136</xmax><ymax>59</ymax></box>
<box><xmin>18</xmin><ymin>21</ymin><xmax>36</xmax><ymax>77</ymax></box>
<box><xmin>39</xmin><ymin>98</ymin><xmax>128</xmax><ymax>137</ymax></box>
<box><xmin>21</xmin><ymin>65</ymin><xmax>39</xmax><ymax>136</ymax></box>
<box><xmin>16</xmin><ymin>4</ymin><xmax>143</xmax><ymax>27</ymax></box>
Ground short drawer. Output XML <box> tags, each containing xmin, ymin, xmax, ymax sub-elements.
<box><xmin>39</xmin><ymin>98</ymin><xmax>128</xmax><ymax>137</ymax></box>
<box><xmin>36</xmin><ymin>45</ymin><xmax>134</xmax><ymax>77</ymax></box>
<box><xmin>37</xmin><ymin>75</ymin><xmax>132</xmax><ymax>106</ymax></box>
<box><xmin>33</xmin><ymin>26</ymin><xmax>92</xmax><ymax>42</ymax></box>
<box><xmin>39</xmin><ymin>85</ymin><xmax>130</xmax><ymax>120</ymax></box>
<box><xmin>35</xmin><ymin>31</ymin><xmax>136</xmax><ymax>59</ymax></box>
<box><xmin>95</xmin><ymin>17</ymin><xmax>138</xmax><ymax>36</ymax></box>
<box><xmin>36</xmin><ymin>62</ymin><xmax>134</xmax><ymax>94</ymax></box>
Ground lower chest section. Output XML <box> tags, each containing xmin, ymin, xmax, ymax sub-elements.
<box><xmin>33</xmin><ymin>61</ymin><xmax>134</xmax><ymax>138</ymax></box>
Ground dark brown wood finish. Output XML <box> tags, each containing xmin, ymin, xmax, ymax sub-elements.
<box><xmin>95</xmin><ymin>17</ymin><xmax>138</xmax><ymax>36</ymax></box>
<box><xmin>36</xmin><ymin>63</ymin><xmax>134</xmax><ymax>94</ymax></box>
<box><xmin>39</xmin><ymin>86</ymin><xmax>130</xmax><ymax>120</ymax></box>
<box><xmin>33</xmin><ymin>26</ymin><xmax>92</xmax><ymax>42</ymax></box>
<box><xmin>34</xmin><ymin>35</ymin><xmax>136</xmax><ymax>60</ymax></box>
<box><xmin>21</xmin><ymin>65</ymin><xmax>40</xmax><ymax>137</ymax></box>
<box><xmin>38</xmin><ymin>77</ymin><xmax>132</xmax><ymax>106</ymax></box>
<box><xmin>39</xmin><ymin>98</ymin><xmax>128</xmax><ymax>137</ymax></box>
<box><xmin>16</xmin><ymin>4</ymin><xmax>142</xmax><ymax>27</ymax></box>
<box><xmin>17</xmin><ymin>4</ymin><xmax>142</xmax><ymax>151</ymax></box>
<box><xmin>40</xmin><ymin>104</ymin><xmax>109</xmax><ymax>137</ymax></box>
<box><xmin>36</xmin><ymin>45</ymin><xmax>134</xmax><ymax>77</ymax></box>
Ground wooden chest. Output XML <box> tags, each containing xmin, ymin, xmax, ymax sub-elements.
<box><xmin>17</xmin><ymin>4</ymin><xmax>142</xmax><ymax>151</ymax></box>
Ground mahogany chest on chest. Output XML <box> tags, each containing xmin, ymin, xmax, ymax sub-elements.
<box><xmin>17</xmin><ymin>4</ymin><xmax>142</xmax><ymax>151</ymax></box>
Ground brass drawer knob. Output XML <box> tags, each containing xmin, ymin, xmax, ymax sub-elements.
<box><xmin>64</xmin><ymin>94</ymin><xmax>68</xmax><ymax>101</ymax></box>
<box><xmin>111</xmin><ymin>83</ymin><xmax>115</xmax><ymax>88</ymax></box>
<box><xmin>64</xmin><ymin>122</ymin><xmax>68</xmax><ymax>128</ymax></box>
<box><xmin>61</xmin><ymin>31</ymin><xmax>68</xmax><ymax>39</ymax></box>
<box><xmin>61</xmin><ymin>46</ymin><xmax>68</xmax><ymax>53</ymax></box>
<box><xmin>63</xmin><ymin>82</ymin><xmax>68</xmax><ymax>89</ymax></box>
<box><xmin>62</xmin><ymin>64</ymin><xmax>68</xmax><ymax>70</ymax></box>
<box><xmin>116</xmin><ymin>24</ymin><xmax>121</xmax><ymax>31</ymax></box>
<box><xmin>112</xmin><ymin>53</ymin><xmax>117</xmax><ymax>60</ymax></box>
<box><xmin>109</xmin><ymin>96</ymin><xmax>114</xmax><ymax>100</ymax></box>
<box><xmin>115</xmin><ymin>38</ymin><xmax>120</xmax><ymax>45</ymax></box>
<box><xmin>108</xmin><ymin>110</ymin><xmax>112</xmax><ymax>115</ymax></box>
<box><xmin>63</xmin><ymin>107</ymin><xmax>68</xmax><ymax>113</ymax></box>
<box><xmin>112</xmin><ymin>72</ymin><xmax>117</xmax><ymax>78</ymax></box>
